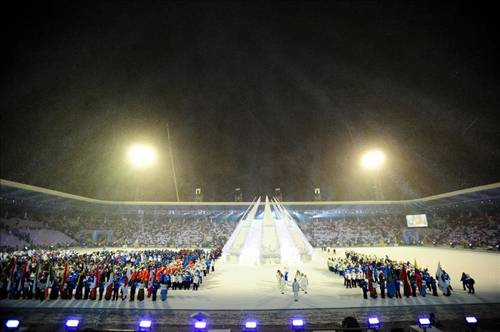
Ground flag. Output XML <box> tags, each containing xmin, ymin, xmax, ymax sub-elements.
<box><xmin>126</xmin><ymin>266</ymin><xmax>132</xmax><ymax>281</ymax></box>
<box><xmin>401</xmin><ymin>264</ymin><xmax>412</xmax><ymax>296</ymax></box>
<box><xmin>435</xmin><ymin>261</ymin><xmax>447</xmax><ymax>293</ymax></box>
<box><xmin>414</xmin><ymin>259</ymin><xmax>419</xmax><ymax>270</ymax></box>
<box><xmin>95</xmin><ymin>266</ymin><xmax>100</xmax><ymax>289</ymax></box>
<box><xmin>105</xmin><ymin>270</ymin><xmax>114</xmax><ymax>289</ymax></box>
<box><xmin>19</xmin><ymin>262</ymin><xmax>29</xmax><ymax>291</ymax></box>
<box><xmin>60</xmin><ymin>263</ymin><xmax>69</xmax><ymax>297</ymax></box>
<box><xmin>7</xmin><ymin>257</ymin><xmax>17</xmax><ymax>291</ymax></box>
<box><xmin>435</xmin><ymin>261</ymin><xmax>442</xmax><ymax>280</ymax></box>
<box><xmin>148</xmin><ymin>268</ymin><xmax>154</xmax><ymax>287</ymax></box>
<box><xmin>32</xmin><ymin>263</ymin><xmax>41</xmax><ymax>293</ymax></box>
<box><xmin>45</xmin><ymin>264</ymin><xmax>52</xmax><ymax>298</ymax></box>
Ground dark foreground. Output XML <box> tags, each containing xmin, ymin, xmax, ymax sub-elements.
<box><xmin>1</xmin><ymin>303</ymin><xmax>500</xmax><ymax>331</ymax></box>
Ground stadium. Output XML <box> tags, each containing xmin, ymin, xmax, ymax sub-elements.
<box><xmin>1</xmin><ymin>179</ymin><xmax>499</xmax><ymax>331</ymax></box>
<box><xmin>2</xmin><ymin>1</ymin><xmax>500</xmax><ymax>332</ymax></box>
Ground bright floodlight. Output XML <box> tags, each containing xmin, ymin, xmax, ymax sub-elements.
<box><xmin>128</xmin><ymin>144</ymin><xmax>157</xmax><ymax>169</ymax></box>
<box><xmin>361</xmin><ymin>150</ymin><xmax>385</xmax><ymax>170</ymax></box>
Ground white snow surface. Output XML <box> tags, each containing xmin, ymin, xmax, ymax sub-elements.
<box><xmin>1</xmin><ymin>247</ymin><xmax>499</xmax><ymax>310</ymax></box>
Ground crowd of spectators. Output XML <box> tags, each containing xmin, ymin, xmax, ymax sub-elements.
<box><xmin>108</xmin><ymin>218</ymin><xmax>236</xmax><ymax>247</ymax></box>
<box><xmin>0</xmin><ymin>211</ymin><xmax>238</xmax><ymax>250</ymax></box>
<box><xmin>297</xmin><ymin>209</ymin><xmax>499</xmax><ymax>249</ymax></box>
<box><xmin>0</xmin><ymin>246</ymin><xmax>222</xmax><ymax>302</ymax></box>
<box><xmin>297</xmin><ymin>215</ymin><xmax>404</xmax><ymax>247</ymax></box>
<box><xmin>1</xmin><ymin>202</ymin><xmax>498</xmax><ymax>251</ymax></box>
<box><xmin>423</xmin><ymin>212</ymin><xmax>499</xmax><ymax>249</ymax></box>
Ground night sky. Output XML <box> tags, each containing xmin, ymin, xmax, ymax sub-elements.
<box><xmin>1</xmin><ymin>1</ymin><xmax>499</xmax><ymax>202</ymax></box>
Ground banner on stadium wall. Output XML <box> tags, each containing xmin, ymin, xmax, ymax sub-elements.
<box><xmin>92</xmin><ymin>230</ymin><xmax>113</xmax><ymax>246</ymax></box>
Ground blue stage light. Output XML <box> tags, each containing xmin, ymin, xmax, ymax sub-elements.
<box><xmin>465</xmin><ymin>315</ymin><xmax>478</xmax><ymax>330</ymax></box>
<box><xmin>65</xmin><ymin>319</ymin><xmax>80</xmax><ymax>331</ymax></box>
<box><xmin>191</xmin><ymin>311</ymin><xmax>208</xmax><ymax>331</ymax></box>
<box><xmin>368</xmin><ymin>316</ymin><xmax>380</xmax><ymax>329</ymax></box>
<box><xmin>291</xmin><ymin>318</ymin><xmax>305</xmax><ymax>331</ymax></box>
<box><xmin>194</xmin><ymin>321</ymin><xmax>207</xmax><ymax>329</ymax></box>
<box><xmin>465</xmin><ymin>316</ymin><xmax>478</xmax><ymax>324</ymax></box>
<box><xmin>417</xmin><ymin>317</ymin><xmax>431</xmax><ymax>329</ymax></box>
<box><xmin>139</xmin><ymin>320</ymin><xmax>152</xmax><ymax>331</ymax></box>
<box><xmin>244</xmin><ymin>320</ymin><xmax>258</xmax><ymax>330</ymax></box>
<box><xmin>5</xmin><ymin>320</ymin><xmax>20</xmax><ymax>331</ymax></box>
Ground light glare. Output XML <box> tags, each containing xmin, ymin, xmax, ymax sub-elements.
<box><xmin>194</xmin><ymin>321</ymin><xmax>207</xmax><ymax>329</ymax></box>
<box><xmin>245</xmin><ymin>321</ymin><xmax>257</xmax><ymax>328</ymax></box>
<box><xmin>418</xmin><ymin>317</ymin><xmax>431</xmax><ymax>327</ymax></box>
<box><xmin>361</xmin><ymin>150</ymin><xmax>385</xmax><ymax>170</ymax></box>
<box><xmin>465</xmin><ymin>316</ymin><xmax>478</xmax><ymax>324</ymax></box>
<box><xmin>65</xmin><ymin>319</ymin><xmax>80</xmax><ymax>328</ymax></box>
<box><xmin>5</xmin><ymin>320</ymin><xmax>20</xmax><ymax>329</ymax></box>
<box><xmin>128</xmin><ymin>144</ymin><xmax>157</xmax><ymax>168</ymax></box>
<box><xmin>139</xmin><ymin>320</ymin><xmax>152</xmax><ymax>328</ymax></box>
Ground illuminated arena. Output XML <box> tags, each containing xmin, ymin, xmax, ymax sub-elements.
<box><xmin>1</xmin><ymin>180</ymin><xmax>499</xmax><ymax>331</ymax></box>
<box><xmin>2</xmin><ymin>2</ymin><xmax>500</xmax><ymax>331</ymax></box>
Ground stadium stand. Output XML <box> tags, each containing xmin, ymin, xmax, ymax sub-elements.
<box><xmin>0</xmin><ymin>179</ymin><xmax>499</xmax><ymax>250</ymax></box>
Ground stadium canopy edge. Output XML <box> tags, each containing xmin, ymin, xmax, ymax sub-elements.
<box><xmin>1</xmin><ymin>178</ymin><xmax>499</xmax><ymax>206</ymax></box>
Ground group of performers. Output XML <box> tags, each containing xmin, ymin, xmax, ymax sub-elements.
<box><xmin>0</xmin><ymin>247</ymin><xmax>220</xmax><ymax>302</ymax></box>
<box><xmin>276</xmin><ymin>268</ymin><xmax>309</xmax><ymax>301</ymax></box>
<box><xmin>328</xmin><ymin>250</ymin><xmax>459</xmax><ymax>299</ymax></box>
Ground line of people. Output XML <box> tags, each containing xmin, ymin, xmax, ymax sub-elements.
<box><xmin>327</xmin><ymin>251</ymin><xmax>471</xmax><ymax>299</ymax></box>
<box><xmin>0</xmin><ymin>247</ymin><xmax>221</xmax><ymax>302</ymax></box>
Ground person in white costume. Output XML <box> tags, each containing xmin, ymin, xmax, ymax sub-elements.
<box><xmin>276</xmin><ymin>270</ymin><xmax>285</xmax><ymax>294</ymax></box>
<box><xmin>292</xmin><ymin>278</ymin><xmax>300</xmax><ymax>301</ymax></box>
<box><xmin>300</xmin><ymin>274</ymin><xmax>308</xmax><ymax>294</ymax></box>
<box><xmin>295</xmin><ymin>270</ymin><xmax>301</xmax><ymax>281</ymax></box>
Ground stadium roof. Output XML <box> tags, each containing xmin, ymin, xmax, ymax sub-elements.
<box><xmin>1</xmin><ymin>179</ymin><xmax>499</xmax><ymax>212</ymax></box>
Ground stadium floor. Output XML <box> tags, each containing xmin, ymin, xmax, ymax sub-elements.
<box><xmin>1</xmin><ymin>247</ymin><xmax>499</xmax><ymax>331</ymax></box>
<box><xmin>1</xmin><ymin>247</ymin><xmax>499</xmax><ymax>311</ymax></box>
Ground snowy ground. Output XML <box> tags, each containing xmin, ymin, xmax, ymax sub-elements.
<box><xmin>1</xmin><ymin>247</ymin><xmax>499</xmax><ymax>310</ymax></box>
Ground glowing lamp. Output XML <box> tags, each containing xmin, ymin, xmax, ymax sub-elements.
<box><xmin>194</xmin><ymin>321</ymin><xmax>207</xmax><ymax>329</ymax></box>
<box><xmin>368</xmin><ymin>316</ymin><xmax>381</xmax><ymax>329</ymax></box>
<box><xmin>417</xmin><ymin>317</ymin><xmax>431</xmax><ymax>329</ymax></box>
<box><xmin>65</xmin><ymin>319</ymin><xmax>80</xmax><ymax>331</ymax></box>
<box><xmin>291</xmin><ymin>318</ymin><xmax>305</xmax><ymax>330</ymax></box>
<box><xmin>139</xmin><ymin>320</ymin><xmax>152</xmax><ymax>331</ymax></box>
<box><xmin>361</xmin><ymin>150</ymin><xmax>385</xmax><ymax>170</ymax></box>
<box><xmin>5</xmin><ymin>320</ymin><xmax>20</xmax><ymax>330</ymax></box>
<box><xmin>128</xmin><ymin>144</ymin><xmax>157</xmax><ymax>169</ymax></box>
<box><xmin>244</xmin><ymin>320</ymin><xmax>258</xmax><ymax>330</ymax></box>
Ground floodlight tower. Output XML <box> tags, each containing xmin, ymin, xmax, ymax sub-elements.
<box><xmin>360</xmin><ymin>149</ymin><xmax>385</xmax><ymax>200</ymax></box>
<box><xmin>166</xmin><ymin>123</ymin><xmax>180</xmax><ymax>202</ymax></box>
<box><xmin>235</xmin><ymin>188</ymin><xmax>242</xmax><ymax>202</ymax></box>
